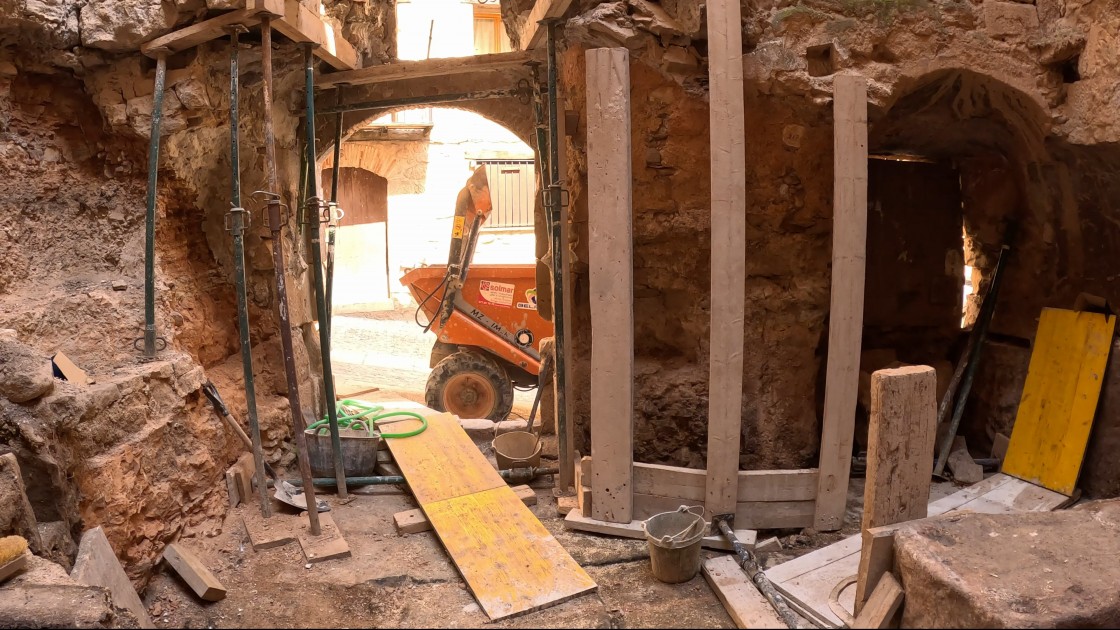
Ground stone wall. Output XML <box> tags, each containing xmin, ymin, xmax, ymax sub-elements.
<box><xmin>0</xmin><ymin>0</ymin><xmax>396</xmax><ymax>586</ymax></box>
<box><xmin>537</xmin><ymin>0</ymin><xmax>1120</xmax><ymax>472</ymax></box>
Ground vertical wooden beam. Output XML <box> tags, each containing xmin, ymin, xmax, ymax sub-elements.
<box><xmin>586</xmin><ymin>47</ymin><xmax>634</xmax><ymax>523</ymax></box>
<box><xmin>705</xmin><ymin>0</ymin><xmax>747</xmax><ymax>517</ymax></box>
<box><xmin>814</xmin><ymin>74</ymin><xmax>868</xmax><ymax>531</ymax></box>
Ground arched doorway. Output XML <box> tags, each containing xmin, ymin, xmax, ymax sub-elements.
<box><xmin>320</xmin><ymin>167</ymin><xmax>391</xmax><ymax>312</ymax></box>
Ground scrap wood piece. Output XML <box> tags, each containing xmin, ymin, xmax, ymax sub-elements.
<box><xmin>162</xmin><ymin>543</ymin><xmax>226</xmax><ymax>602</ymax></box>
<box><xmin>71</xmin><ymin>527</ymin><xmax>155</xmax><ymax>628</ymax></box>
<box><xmin>764</xmin><ymin>473</ymin><xmax>1067</xmax><ymax>627</ymax></box>
<box><xmin>703</xmin><ymin>555</ymin><xmax>787</xmax><ymax>629</ymax></box>
<box><xmin>51</xmin><ymin>351</ymin><xmax>89</xmax><ymax>386</ymax></box>
<box><xmin>385</xmin><ymin>410</ymin><xmax>595</xmax><ymax>620</ymax></box>
<box><xmin>562</xmin><ymin>509</ymin><xmax>758</xmax><ymax>552</ymax></box>
<box><xmin>140</xmin><ymin>0</ymin><xmax>284</xmax><ymax>56</ymax></box>
<box><xmin>855</xmin><ymin>527</ymin><xmax>895</xmax><ymax>615</ymax></box>
<box><xmin>394</xmin><ymin>485</ymin><xmax>537</xmax><ymax>534</ymax></box>
<box><xmin>297</xmin><ymin>511</ymin><xmax>350</xmax><ymax>563</ymax></box>
<box><xmin>850</xmin><ymin>572</ymin><xmax>903</xmax><ymax>629</ymax></box>
<box><xmin>272</xmin><ymin>0</ymin><xmax>358</xmax><ymax>70</ymax></box>
<box><xmin>1002</xmin><ymin>307</ymin><xmax>1116</xmax><ymax>495</ymax></box>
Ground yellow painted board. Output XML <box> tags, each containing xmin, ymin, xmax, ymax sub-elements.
<box><xmin>383</xmin><ymin>411</ymin><xmax>506</xmax><ymax>504</ymax></box>
<box><xmin>424</xmin><ymin>486</ymin><xmax>597</xmax><ymax>620</ymax></box>
<box><xmin>1002</xmin><ymin>308</ymin><xmax>1116</xmax><ymax>496</ymax></box>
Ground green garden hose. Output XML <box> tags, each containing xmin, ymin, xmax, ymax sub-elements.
<box><xmin>307</xmin><ymin>399</ymin><xmax>428</xmax><ymax>439</ymax></box>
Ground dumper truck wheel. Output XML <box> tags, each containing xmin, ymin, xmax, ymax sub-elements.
<box><xmin>425</xmin><ymin>351</ymin><xmax>514</xmax><ymax>421</ymax></box>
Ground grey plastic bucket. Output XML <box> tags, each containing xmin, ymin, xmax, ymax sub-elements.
<box><xmin>492</xmin><ymin>431</ymin><xmax>542</xmax><ymax>470</ymax></box>
<box><xmin>304</xmin><ymin>424</ymin><xmax>380</xmax><ymax>478</ymax></box>
<box><xmin>643</xmin><ymin>506</ymin><xmax>706</xmax><ymax>584</ymax></box>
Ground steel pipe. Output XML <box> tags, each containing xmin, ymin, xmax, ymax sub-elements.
<box><xmin>544</xmin><ymin>21</ymin><xmax>571</xmax><ymax>490</ymax></box>
<box><xmin>303</xmin><ymin>44</ymin><xmax>349</xmax><ymax>499</ymax></box>
<box><xmin>141</xmin><ymin>51</ymin><xmax>168</xmax><ymax>358</ymax></box>
<box><xmin>225</xmin><ymin>27</ymin><xmax>271</xmax><ymax>519</ymax></box>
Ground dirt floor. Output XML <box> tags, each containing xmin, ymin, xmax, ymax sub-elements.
<box><xmin>140</xmin><ymin>310</ymin><xmax>873</xmax><ymax>628</ymax></box>
<box><xmin>140</xmin><ymin>432</ymin><xmax>870</xmax><ymax>629</ymax></box>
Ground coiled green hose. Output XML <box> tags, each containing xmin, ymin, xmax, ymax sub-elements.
<box><xmin>306</xmin><ymin>399</ymin><xmax>428</xmax><ymax>439</ymax></box>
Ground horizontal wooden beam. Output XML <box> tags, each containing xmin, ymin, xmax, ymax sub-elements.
<box><xmin>563</xmin><ymin>509</ymin><xmax>758</xmax><ymax>552</ymax></box>
<box><xmin>519</xmin><ymin>0</ymin><xmax>575</xmax><ymax>50</ymax></box>
<box><xmin>140</xmin><ymin>0</ymin><xmax>283</xmax><ymax>56</ymax></box>
<box><xmin>632</xmin><ymin>494</ymin><xmax>816</xmax><ymax>530</ymax></box>
<box><xmin>273</xmin><ymin>0</ymin><xmax>358</xmax><ymax>70</ymax></box>
<box><xmin>627</xmin><ymin>462</ymin><xmax>819</xmax><ymax>503</ymax></box>
<box><xmin>315</xmin><ymin>51</ymin><xmax>533</xmax><ymax>90</ymax></box>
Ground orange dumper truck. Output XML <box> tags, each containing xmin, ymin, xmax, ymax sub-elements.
<box><xmin>400</xmin><ymin>166</ymin><xmax>553</xmax><ymax>421</ymax></box>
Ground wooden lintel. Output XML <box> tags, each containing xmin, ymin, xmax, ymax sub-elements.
<box><xmin>518</xmin><ymin>0</ymin><xmax>575</xmax><ymax>50</ymax></box>
<box><xmin>272</xmin><ymin>0</ymin><xmax>358</xmax><ymax>70</ymax></box>
<box><xmin>140</xmin><ymin>0</ymin><xmax>284</xmax><ymax>57</ymax></box>
<box><xmin>316</xmin><ymin>51</ymin><xmax>533</xmax><ymax>90</ymax></box>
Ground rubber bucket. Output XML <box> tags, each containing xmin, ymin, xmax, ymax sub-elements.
<box><xmin>643</xmin><ymin>506</ymin><xmax>706</xmax><ymax>584</ymax></box>
<box><xmin>492</xmin><ymin>431</ymin><xmax>542</xmax><ymax>470</ymax></box>
<box><xmin>304</xmin><ymin>425</ymin><xmax>380</xmax><ymax>478</ymax></box>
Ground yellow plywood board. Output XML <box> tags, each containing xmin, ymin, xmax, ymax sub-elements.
<box><xmin>383</xmin><ymin>412</ymin><xmax>505</xmax><ymax>504</ymax></box>
<box><xmin>1002</xmin><ymin>308</ymin><xmax>1116</xmax><ymax>495</ymax></box>
<box><xmin>424</xmin><ymin>486</ymin><xmax>597</xmax><ymax>620</ymax></box>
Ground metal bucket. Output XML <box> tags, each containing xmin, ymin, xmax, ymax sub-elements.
<box><xmin>492</xmin><ymin>431</ymin><xmax>542</xmax><ymax>470</ymax></box>
<box><xmin>643</xmin><ymin>506</ymin><xmax>706</xmax><ymax>584</ymax></box>
<box><xmin>304</xmin><ymin>425</ymin><xmax>380</xmax><ymax>478</ymax></box>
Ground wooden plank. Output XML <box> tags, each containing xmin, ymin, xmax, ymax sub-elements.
<box><xmin>556</xmin><ymin>495</ymin><xmax>577</xmax><ymax>515</ymax></box>
<box><xmin>1002</xmin><ymin>308</ymin><xmax>1116</xmax><ymax>495</ymax></box>
<box><xmin>767</xmin><ymin>474</ymin><xmax>1066</xmax><ymax>627</ymax></box>
<box><xmin>230</xmin><ymin>452</ymin><xmax>255</xmax><ymax>504</ymax></box>
<box><xmin>703</xmin><ymin>555</ymin><xmax>786</xmax><ymax>629</ymax></box>
<box><xmin>297</xmin><ymin>511</ymin><xmax>351</xmax><ymax>563</ymax></box>
<box><xmin>162</xmin><ymin>543</ymin><xmax>226</xmax><ymax>602</ymax></box>
<box><xmin>393</xmin><ymin>485</ymin><xmax>537</xmax><ymax>534</ymax></box>
<box><xmin>272</xmin><ymin>0</ymin><xmax>358</xmax><ymax>70</ymax></box>
<box><xmin>241</xmin><ymin>509</ymin><xmax>297</xmax><ymax>550</ymax></box>
<box><xmin>631</xmin><ymin>462</ymin><xmax>818</xmax><ymax>503</ymax></box>
<box><xmin>863</xmin><ymin>366</ymin><xmax>937</xmax><ymax>531</ymax></box>
<box><xmin>140</xmin><ymin>0</ymin><xmax>283</xmax><ymax>56</ymax></box>
<box><xmin>225</xmin><ymin>470</ymin><xmax>240</xmax><ymax>508</ymax></box>
<box><xmin>574</xmin><ymin>455</ymin><xmax>592</xmax><ymax>515</ymax></box>
<box><xmin>815</xmin><ymin>73</ymin><xmax>868</xmax><ymax>531</ymax></box>
<box><xmin>855</xmin><ymin>528</ymin><xmax>895</xmax><ymax>615</ymax></box>
<box><xmin>705</xmin><ymin>0</ymin><xmax>747</xmax><ymax>518</ymax></box>
<box><xmin>71</xmin><ymin>527</ymin><xmax>154</xmax><ymax>628</ymax></box>
<box><xmin>628</xmin><ymin>493</ymin><xmax>814</xmax><ymax>530</ymax></box>
<box><xmin>424</xmin><ymin>486</ymin><xmax>597</xmax><ymax>621</ymax></box>
<box><xmin>381</xmin><ymin>412</ymin><xmax>505</xmax><ymax>504</ymax></box>
<box><xmin>586</xmin><ymin>47</ymin><xmax>634</xmax><ymax>524</ymax></box>
<box><xmin>518</xmin><ymin>0</ymin><xmax>576</xmax><ymax>49</ymax></box>
<box><xmin>562</xmin><ymin>509</ymin><xmax>757</xmax><ymax>552</ymax></box>
<box><xmin>851</xmin><ymin>572</ymin><xmax>903</xmax><ymax>629</ymax></box>
<box><xmin>316</xmin><ymin>51</ymin><xmax>531</xmax><ymax>89</ymax></box>
<box><xmin>386</xmin><ymin>409</ymin><xmax>596</xmax><ymax>620</ymax></box>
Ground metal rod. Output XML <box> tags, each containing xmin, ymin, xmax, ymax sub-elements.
<box><xmin>225</xmin><ymin>27</ymin><xmax>271</xmax><ymax>519</ymax></box>
<box><xmin>716</xmin><ymin>519</ymin><xmax>803</xmax><ymax>628</ymax></box>
<box><xmin>933</xmin><ymin>239</ymin><xmax>1013</xmax><ymax>476</ymax></box>
<box><xmin>303</xmin><ymin>44</ymin><xmax>349</xmax><ymax>499</ymax></box>
<box><xmin>284</xmin><ymin>467</ymin><xmax>561</xmax><ymax>488</ymax></box>
<box><xmin>261</xmin><ymin>17</ymin><xmax>321</xmax><ymax>535</ymax></box>
<box><xmin>142</xmin><ymin>52</ymin><xmax>168</xmax><ymax>358</ymax></box>
<box><xmin>544</xmin><ymin>21</ymin><xmax>571</xmax><ymax>490</ymax></box>
<box><xmin>326</xmin><ymin>91</ymin><xmax>344</xmax><ymax>324</ymax></box>
<box><xmin>315</xmin><ymin>89</ymin><xmax>520</xmax><ymax>115</ymax></box>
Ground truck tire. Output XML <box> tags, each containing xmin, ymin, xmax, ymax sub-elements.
<box><xmin>425</xmin><ymin>351</ymin><xmax>514</xmax><ymax>421</ymax></box>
